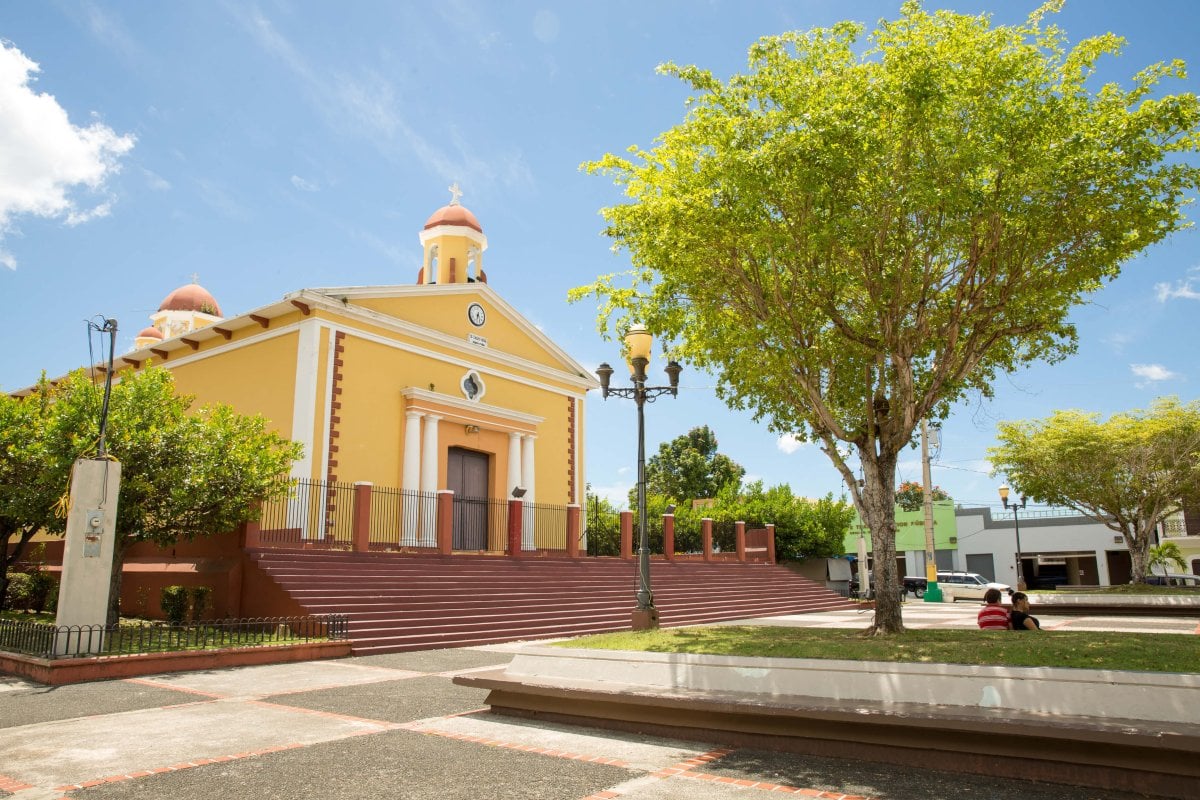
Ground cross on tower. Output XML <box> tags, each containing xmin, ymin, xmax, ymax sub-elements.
<box><xmin>448</xmin><ymin>182</ymin><xmax>463</xmax><ymax>206</ymax></box>
<box><xmin>190</xmin><ymin>272</ymin><xmax>200</xmax><ymax>284</ymax></box>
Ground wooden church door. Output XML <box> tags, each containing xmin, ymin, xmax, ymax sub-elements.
<box><xmin>448</xmin><ymin>447</ymin><xmax>489</xmax><ymax>550</ymax></box>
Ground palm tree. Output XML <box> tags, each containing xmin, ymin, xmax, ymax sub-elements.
<box><xmin>1147</xmin><ymin>542</ymin><xmax>1186</xmax><ymax>578</ymax></box>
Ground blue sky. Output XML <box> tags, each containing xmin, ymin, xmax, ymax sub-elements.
<box><xmin>2</xmin><ymin>1</ymin><xmax>1197</xmax><ymax>512</ymax></box>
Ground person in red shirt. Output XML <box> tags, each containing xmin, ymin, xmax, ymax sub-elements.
<box><xmin>976</xmin><ymin>588</ymin><xmax>1011</xmax><ymax>630</ymax></box>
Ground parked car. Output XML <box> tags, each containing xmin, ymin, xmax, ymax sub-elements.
<box><xmin>1145</xmin><ymin>573</ymin><xmax>1200</xmax><ymax>587</ymax></box>
<box><xmin>936</xmin><ymin>571</ymin><xmax>1012</xmax><ymax>600</ymax></box>
<box><xmin>902</xmin><ymin>576</ymin><xmax>928</xmax><ymax>597</ymax></box>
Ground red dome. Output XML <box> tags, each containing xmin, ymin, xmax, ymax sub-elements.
<box><xmin>137</xmin><ymin>326</ymin><xmax>164</xmax><ymax>340</ymax></box>
<box><xmin>423</xmin><ymin>204</ymin><xmax>482</xmax><ymax>233</ymax></box>
<box><xmin>159</xmin><ymin>283</ymin><xmax>222</xmax><ymax>316</ymax></box>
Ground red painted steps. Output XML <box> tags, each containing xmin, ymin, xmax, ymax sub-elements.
<box><xmin>247</xmin><ymin>549</ymin><xmax>854</xmax><ymax>654</ymax></box>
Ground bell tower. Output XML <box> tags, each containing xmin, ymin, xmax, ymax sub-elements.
<box><xmin>417</xmin><ymin>183</ymin><xmax>488</xmax><ymax>285</ymax></box>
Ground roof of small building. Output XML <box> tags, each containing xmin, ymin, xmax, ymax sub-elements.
<box><xmin>137</xmin><ymin>326</ymin><xmax>164</xmax><ymax>340</ymax></box>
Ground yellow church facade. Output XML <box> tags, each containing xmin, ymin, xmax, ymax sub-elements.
<box><xmin>113</xmin><ymin>194</ymin><xmax>596</xmax><ymax>550</ymax></box>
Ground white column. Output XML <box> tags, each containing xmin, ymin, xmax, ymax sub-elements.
<box><xmin>507</xmin><ymin>433</ymin><xmax>523</xmax><ymax>497</ymax></box>
<box><xmin>403</xmin><ymin>412</ymin><xmax>423</xmax><ymax>491</ymax></box>
<box><xmin>402</xmin><ymin>411</ymin><xmax>423</xmax><ymax>545</ymax></box>
<box><xmin>420</xmin><ymin>415</ymin><xmax>441</xmax><ymax>546</ymax></box>
<box><xmin>521</xmin><ymin>434</ymin><xmax>536</xmax><ymax>550</ymax></box>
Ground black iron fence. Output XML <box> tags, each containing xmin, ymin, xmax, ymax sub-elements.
<box><xmin>369</xmin><ymin>486</ymin><xmax>439</xmax><ymax>549</ymax></box>
<box><xmin>0</xmin><ymin>615</ymin><xmax>349</xmax><ymax>660</ymax></box>
<box><xmin>585</xmin><ymin>501</ymin><xmax>621</xmax><ymax>556</ymax></box>
<box><xmin>528</xmin><ymin>501</ymin><xmax>568</xmax><ymax>552</ymax></box>
<box><xmin>452</xmin><ymin>495</ymin><xmax>509</xmax><ymax>551</ymax></box>
<box><xmin>259</xmin><ymin>479</ymin><xmax>356</xmax><ymax>548</ymax></box>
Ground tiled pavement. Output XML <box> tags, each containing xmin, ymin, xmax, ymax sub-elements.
<box><xmin>0</xmin><ymin>607</ymin><xmax>1191</xmax><ymax>800</ymax></box>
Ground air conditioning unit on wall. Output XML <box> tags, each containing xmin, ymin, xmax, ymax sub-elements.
<box><xmin>949</xmin><ymin>537</ymin><xmax>957</xmax><ymax>544</ymax></box>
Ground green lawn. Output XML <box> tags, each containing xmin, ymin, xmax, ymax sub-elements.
<box><xmin>1033</xmin><ymin>584</ymin><xmax>1200</xmax><ymax>596</ymax></box>
<box><xmin>557</xmin><ymin>625</ymin><xmax>1200</xmax><ymax>674</ymax></box>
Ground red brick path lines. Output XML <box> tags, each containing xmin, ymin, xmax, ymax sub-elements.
<box><xmin>123</xmin><ymin>676</ymin><xmax>228</xmax><ymax>699</ymax></box>
<box><xmin>52</xmin><ymin>742</ymin><xmax>309</xmax><ymax>794</ymax></box>
<box><xmin>0</xmin><ymin>773</ymin><xmax>35</xmax><ymax>792</ymax></box>
<box><xmin>402</xmin><ymin>723</ymin><xmax>635</xmax><ymax>769</ymax></box>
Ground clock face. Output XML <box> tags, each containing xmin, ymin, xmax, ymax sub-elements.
<box><xmin>467</xmin><ymin>302</ymin><xmax>486</xmax><ymax>327</ymax></box>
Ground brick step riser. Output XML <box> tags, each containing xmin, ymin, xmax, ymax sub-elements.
<box><xmin>280</xmin><ymin>585</ymin><xmax>829</xmax><ymax>600</ymax></box>
<box><xmin>346</xmin><ymin>605</ymin><xmax>853</xmax><ymax>653</ymax></box>
<box><xmin>270</xmin><ymin>579</ymin><xmax>817</xmax><ymax>592</ymax></box>
<box><xmin>298</xmin><ymin>592</ymin><xmax>834</xmax><ymax>613</ymax></box>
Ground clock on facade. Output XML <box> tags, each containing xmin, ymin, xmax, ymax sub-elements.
<box><xmin>467</xmin><ymin>302</ymin><xmax>486</xmax><ymax>327</ymax></box>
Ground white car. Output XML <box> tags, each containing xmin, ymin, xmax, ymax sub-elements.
<box><xmin>937</xmin><ymin>571</ymin><xmax>1012</xmax><ymax>600</ymax></box>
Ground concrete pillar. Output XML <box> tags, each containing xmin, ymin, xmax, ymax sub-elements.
<box><xmin>662</xmin><ymin>514</ymin><xmax>675</xmax><ymax>562</ymax></box>
<box><xmin>402</xmin><ymin>412</ymin><xmax>423</xmax><ymax>490</ymax></box>
<box><xmin>620</xmin><ymin>511</ymin><xmax>633</xmax><ymax>560</ymax></box>
<box><xmin>352</xmin><ymin>482</ymin><xmax>372</xmax><ymax>553</ymax></box>
<box><xmin>420</xmin><ymin>415</ymin><xmax>441</xmax><ymax>546</ymax></box>
<box><xmin>55</xmin><ymin>458</ymin><xmax>122</xmax><ymax>655</ymax></box>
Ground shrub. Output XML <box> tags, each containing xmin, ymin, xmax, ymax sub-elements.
<box><xmin>161</xmin><ymin>585</ymin><xmax>189</xmax><ymax>626</ymax></box>
<box><xmin>5</xmin><ymin>572</ymin><xmax>32</xmax><ymax>610</ymax></box>
<box><xmin>26</xmin><ymin>569</ymin><xmax>56</xmax><ymax>613</ymax></box>
<box><xmin>189</xmin><ymin>586</ymin><xmax>212</xmax><ymax>622</ymax></box>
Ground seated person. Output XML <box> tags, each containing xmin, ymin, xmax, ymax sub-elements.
<box><xmin>1009</xmin><ymin>591</ymin><xmax>1041</xmax><ymax>631</ymax></box>
<box><xmin>976</xmin><ymin>588</ymin><xmax>1011</xmax><ymax>630</ymax></box>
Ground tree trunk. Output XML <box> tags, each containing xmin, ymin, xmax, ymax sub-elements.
<box><xmin>1128</xmin><ymin>522</ymin><xmax>1153</xmax><ymax>584</ymax></box>
<box><xmin>857</xmin><ymin>449</ymin><xmax>904</xmax><ymax>634</ymax></box>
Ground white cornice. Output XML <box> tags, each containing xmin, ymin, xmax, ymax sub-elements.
<box><xmin>401</xmin><ymin>387</ymin><xmax>544</xmax><ymax>428</ymax></box>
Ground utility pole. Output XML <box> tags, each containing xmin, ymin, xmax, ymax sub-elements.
<box><xmin>920</xmin><ymin>419</ymin><xmax>943</xmax><ymax>602</ymax></box>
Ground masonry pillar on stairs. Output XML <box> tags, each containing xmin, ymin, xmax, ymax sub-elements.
<box><xmin>662</xmin><ymin>513</ymin><xmax>675</xmax><ymax>562</ymax></box>
<box><xmin>701</xmin><ymin>518</ymin><xmax>713</xmax><ymax>562</ymax></box>
<box><xmin>352</xmin><ymin>482</ymin><xmax>373</xmax><ymax>553</ymax></box>
<box><xmin>619</xmin><ymin>511</ymin><xmax>633</xmax><ymax>560</ymax></box>
<box><xmin>436</xmin><ymin>490</ymin><xmax>454</xmax><ymax>555</ymax></box>
<box><xmin>566</xmin><ymin>504</ymin><xmax>581</xmax><ymax>558</ymax></box>
<box><xmin>766</xmin><ymin>523</ymin><xmax>776</xmax><ymax>564</ymax></box>
<box><xmin>507</xmin><ymin>499</ymin><xmax>523</xmax><ymax>557</ymax></box>
<box><xmin>735</xmin><ymin>521</ymin><xmax>746</xmax><ymax>562</ymax></box>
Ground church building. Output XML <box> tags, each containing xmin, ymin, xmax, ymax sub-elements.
<box><xmin>113</xmin><ymin>190</ymin><xmax>596</xmax><ymax>548</ymax></box>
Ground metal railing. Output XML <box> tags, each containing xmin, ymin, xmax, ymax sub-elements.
<box><xmin>0</xmin><ymin>615</ymin><xmax>349</xmax><ymax>660</ymax></box>
<box><xmin>453</xmin><ymin>495</ymin><xmax>509</xmax><ymax>551</ymax></box>
<box><xmin>369</xmin><ymin>486</ymin><xmax>438</xmax><ymax>549</ymax></box>
<box><xmin>258</xmin><ymin>479</ymin><xmax>356</xmax><ymax>548</ymax></box>
<box><xmin>528</xmin><ymin>501</ymin><xmax>568</xmax><ymax>552</ymax></box>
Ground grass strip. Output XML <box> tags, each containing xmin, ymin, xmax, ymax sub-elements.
<box><xmin>556</xmin><ymin>626</ymin><xmax>1200</xmax><ymax>674</ymax></box>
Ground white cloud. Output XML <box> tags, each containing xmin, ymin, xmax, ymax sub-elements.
<box><xmin>776</xmin><ymin>434</ymin><xmax>805</xmax><ymax>455</ymax></box>
<box><xmin>0</xmin><ymin>42</ymin><xmax>134</xmax><ymax>268</ymax></box>
<box><xmin>590</xmin><ymin>483</ymin><xmax>631</xmax><ymax>509</ymax></box>
<box><xmin>1131</xmin><ymin>363</ymin><xmax>1178</xmax><ymax>382</ymax></box>
<box><xmin>290</xmin><ymin>175</ymin><xmax>318</xmax><ymax>192</ymax></box>
<box><xmin>141</xmin><ymin>169</ymin><xmax>170</xmax><ymax>191</ymax></box>
<box><xmin>1155</xmin><ymin>267</ymin><xmax>1200</xmax><ymax>302</ymax></box>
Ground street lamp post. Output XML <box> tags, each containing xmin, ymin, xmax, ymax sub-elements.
<box><xmin>999</xmin><ymin>484</ymin><xmax>1027</xmax><ymax>591</ymax></box>
<box><xmin>596</xmin><ymin>325</ymin><xmax>682</xmax><ymax>630</ymax></box>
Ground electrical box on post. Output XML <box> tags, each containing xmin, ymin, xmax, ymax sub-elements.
<box><xmin>84</xmin><ymin>509</ymin><xmax>104</xmax><ymax>557</ymax></box>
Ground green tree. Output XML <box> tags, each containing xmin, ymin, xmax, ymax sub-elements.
<box><xmin>0</xmin><ymin>376</ymin><xmax>68</xmax><ymax>610</ymax></box>
<box><xmin>1147</xmin><ymin>542</ymin><xmax>1187</xmax><ymax>577</ymax></box>
<box><xmin>572</xmin><ymin>3</ymin><xmax>1200</xmax><ymax>632</ymax></box>
<box><xmin>637</xmin><ymin>425</ymin><xmax>745</xmax><ymax>505</ymax></box>
<box><xmin>733</xmin><ymin>482</ymin><xmax>853</xmax><ymax>562</ymax></box>
<box><xmin>7</xmin><ymin>367</ymin><xmax>302</xmax><ymax>623</ymax></box>
<box><xmin>895</xmin><ymin>481</ymin><xmax>949</xmax><ymax>513</ymax></box>
<box><xmin>989</xmin><ymin>398</ymin><xmax>1200</xmax><ymax>584</ymax></box>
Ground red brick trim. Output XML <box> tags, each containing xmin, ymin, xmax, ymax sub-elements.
<box><xmin>567</xmin><ymin>397</ymin><xmax>576</xmax><ymax>504</ymax></box>
<box><xmin>325</xmin><ymin>331</ymin><xmax>347</xmax><ymax>507</ymax></box>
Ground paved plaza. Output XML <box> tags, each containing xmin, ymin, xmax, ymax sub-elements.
<box><xmin>0</xmin><ymin>605</ymin><xmax>1192</xmax><ymax>800</ymax></box>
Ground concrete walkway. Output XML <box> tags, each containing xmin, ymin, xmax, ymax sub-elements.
<box><xmin>3</xmin><ymin>605</ymin><xmax>1190</xmax><ymax>800</ymax></box>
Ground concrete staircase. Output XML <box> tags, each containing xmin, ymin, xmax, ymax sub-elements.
<box><xmin>248</xmin><ymin>550</ymin><xmax>855</xmax><ymax>654</ymax></box>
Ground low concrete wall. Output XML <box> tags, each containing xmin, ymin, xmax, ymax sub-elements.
<box><xmin>0</xmin><ymin>641</ymin><xmax>351</xmax><ymax>686</ymax></box>
<box><xmin>505</xmin><ymin>646</ymin><xmax>1200</xmax><ymax>725</ymax></box>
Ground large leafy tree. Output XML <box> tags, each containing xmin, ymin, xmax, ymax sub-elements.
<box><xmin>639</xmin><ymin>425</ymin><xmax>745</xmax><ymax>505</ymax></box>
<box><xmin>990</xmin><ymin>398</ymin><xmax>1200</xmax><ymax>584</ymax></box>
<box><xmin>5</xmin><ymin>367</ymin><xmax>302</xmax><ymax>622</ymax></box>
<box><xmin>572</xmin><ymin>2</ymin><xmax>1200</xmax><ymax>633</ymax></box>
